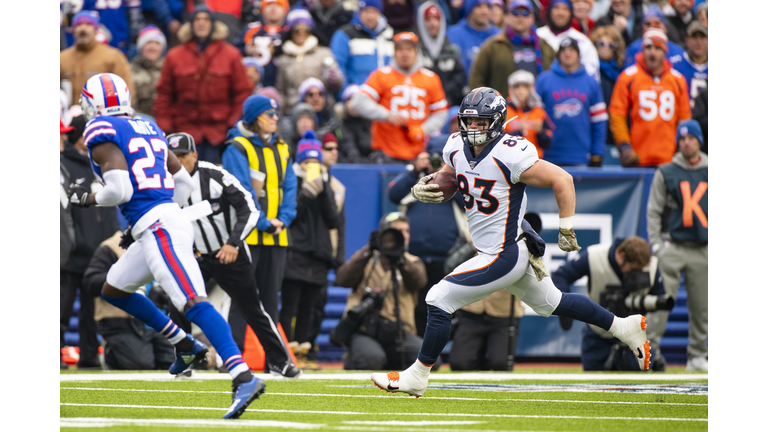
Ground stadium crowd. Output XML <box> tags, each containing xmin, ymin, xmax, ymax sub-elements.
<box><xmin>60</xmin><ymin>0</ymin><xmax>707</xmax><ymax>372</ymax></box>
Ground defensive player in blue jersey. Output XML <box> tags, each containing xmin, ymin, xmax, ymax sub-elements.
<box><xmin>66</xmin><ymin>73</ymin><xmax>263</xmax><ymax>420</ymax></box>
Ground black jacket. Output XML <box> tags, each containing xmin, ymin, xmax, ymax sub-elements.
<box><xmin>60</xmin><ymin>159</ymin><xmax>75</xmax><ymax>269</ymax></box>
<box><xmin>340</xmin><ymin>115</ymin><xmax>373</xmax><ymax>163</ymax></box>
<box><xmin>595</xmin><ymin>0</ymin><xmax>644</xmax><ymax>47</ymax></box>
<box><xmin>665</xmin><ymin>11</ymin><xmax>691</xmax><ymax>46</ymax></box>
<box><xmin>691</xmin><ymin>87</ymin><xmax>708</xmax><ymax>154</ymax></box>
<box><xmin>419</xmin><ymin>40</ymin><xmax>465</xmax><ymax>107</ymax></box>
<box><xmin>285</xmin><ymin>167</ymin><xmax>340</xmax><ymax>285</ymax></box>
<box><xmin>60</xmin><ymin>143</ymin><xmax>120</xmax><ymax>274</ymax></box>
<box><xmin>311</xmin><ymin>2</ymin><xmax>354</xmax><ymax>47</ymax></box>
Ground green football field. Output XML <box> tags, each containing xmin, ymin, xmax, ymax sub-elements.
<box><xmin>60</xmin><ymin>367</ymin><xmax>707</xmax><ymax>431</ymax></box>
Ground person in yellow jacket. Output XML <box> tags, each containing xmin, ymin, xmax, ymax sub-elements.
<box><xmin>222</xmin><ymin>95</ymin><xmax>298</xmax><ymax>325</ymax></box>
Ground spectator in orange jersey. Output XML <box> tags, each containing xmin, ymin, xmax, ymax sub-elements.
<box><xmin>609</xmin><ymin>29</ymin><xmax>690</xmax><ymax>167</ymax></box>
<box><xmin>350</xmin><ymin>32</ymin><xmax>449</xmax><ymax>163</ymax></box>
<box><xmin>504</xmin><ymin>70</ymin><xmax>552</xmax><ymax>158</ymax></box>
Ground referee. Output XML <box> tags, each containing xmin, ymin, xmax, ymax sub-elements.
<box><xmin>167</xmin><ymin>133</ymin><xmax>301</xmax><ymax>378</ymax></box>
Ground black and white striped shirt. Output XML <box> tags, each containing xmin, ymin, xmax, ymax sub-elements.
<box><xmin>182</xmin><ymin>161</ymin><xmax>260</xmax><ymax>255</ymax></box>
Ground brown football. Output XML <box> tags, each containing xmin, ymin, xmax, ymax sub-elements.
<box><xmin>426</xmin><ymin>171</ymin><xmax>458</xmax><ymax>202</ymax></box>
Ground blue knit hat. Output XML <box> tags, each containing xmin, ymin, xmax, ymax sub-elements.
<box><xmin>676</xmin><ymin>120</ymin><xmax>703</xmax><ymax>146</ymax></box>
<box><xmin>358</xmin><ymin>0</ymin><xmax>383</xmax><ymax>13</ymax></box>
<box><xmin>549</xmin><ymin>0</ymin><xmax>572</xmax><ymax>12</ymax></box>
<box><xmin>643</xmin><ymin>4</ymin><xmax>668</xmax><ymax>28</ymax></box>
<box><xmin>243</xmin><ymin>95</ymin><xmax>278</xmax><ymax>125</ymax></box>
<box><xmin>190</xmin><ymin>4</ymin><xmax>215</xmax><ymax>23</ymax></box>
<box><xmin>242</xmin><ymin>57</ymin><xmax>265</xmax><ymax>80</ymax></box>
<box><xmin>464</xmin><ymin>0</ymin><xmax>493</xmax><ymax>15</ymax></box>
<box><xmin>296</xmin><ymin>130</ymin><xmax>323</xmax><ymax>164</ymax></box>
<box><xmin>72</xmin><ymin>11</ymin><xmax>100</xmax><ymax>28</ymax></box>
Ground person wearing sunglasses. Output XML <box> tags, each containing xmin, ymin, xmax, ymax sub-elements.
<box><xmin>275</xmin><ymin>8</ymin><xmax>344</xmax><ymax>111</ymax></box>
<box><xmin>590</xmin><ymin>25</ymin><xmax>625</xmax><ymax>148</ymax></box>
<box><xmin>221</xmin><ymin>95</ymin><xmax>298</xmax><ymax>328</ymax></box>
<box><xmin>469</xmin><ymin>0</ymin><xmax>556</xmax><ymax>100</ymax></box>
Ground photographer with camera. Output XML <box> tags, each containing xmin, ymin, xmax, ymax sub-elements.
<box><xmin>386</xmin><ymin>133</ymin><xmax>468</xmax><ymax>337</ymax></box>
<box><xmin>332</xmin><ymin>213</ymin><xmax>441</xmax><ymax>371</ymax></box>
<box><xmin>551</xmin><ymin>236</ymin><xmax>672</xmax><ymax>371</ymax></box>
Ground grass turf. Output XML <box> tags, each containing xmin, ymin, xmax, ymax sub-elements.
<box><xmin>60</xmin><ymin>370</ymin><xmax>708</xmax><ymax>431</ymax></box>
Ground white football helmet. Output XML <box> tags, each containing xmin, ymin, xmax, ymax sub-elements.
<box><xmin>79</xmin><ymin>73</ymin><xmax>133</xmax><ymax>121</ymax></box>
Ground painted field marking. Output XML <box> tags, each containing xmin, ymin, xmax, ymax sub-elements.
<box><xmin>59</xmin><ymin>372</ymin><xmax>708</xmax><ymax>382</ymax></box>
<box><xmin>59</xmin><ymin>417</ymin><xmax>323</xmax><ymax>429</ymax></box>
<box><xmin>60</xmin><ymin>403</ymin><xmax>707</xmax><ymax>422</ymax></box>
<box><xmin>332</xmin><ymin>428</ymin><xmax>557</xmax><ymax>432</ymax></box>
<box><xmin>58</xmin><ymin>418</ymin><xmax>569</xmax><ymax>432</ymax></box>
<box><xmin>342</xmin><ymin>420</ymin><xmax>484</xmax><ymax>426</ymax></box>
<box><xmin>60</xmin><ymin>387</ymin><xmax>708</xmax><ymax>406</ymax></box>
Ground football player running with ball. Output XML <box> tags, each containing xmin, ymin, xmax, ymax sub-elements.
<box><xmin>371</xmin><ymin>87</ymin><xmax>651</xmax><ymax>397</ymax></box>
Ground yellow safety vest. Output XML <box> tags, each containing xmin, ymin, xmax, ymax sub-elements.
<box><xmin>231</xmin><ymin>136</ymin><xmax>291</xmax><ymax>247</ymax></box>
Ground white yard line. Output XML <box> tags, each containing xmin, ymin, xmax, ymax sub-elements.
<box><xmin>59</xmin><ymin>417</ymin><xmax>323</xmax><ymax>429</ymax></box>
<box><xmin>59</xmin><ymin>418</ymin><xmax>565</xmax><ymax>432</ymax></box>
<box><xmin>60</xmin><ymin>403</ymin><xmax>707</xmax><ymax>422</ymax></box>
<box><xmin>343</xmin><ymin>421</ymin><xmax>484</xmax><ymax>426</ymax></box>
<box><xmin>59</xmin><ymin>372</ymin><xmax>708</xmax><ymax>382</ymax></box>
<box><xmin>60</xmin><ymin>387</ymin><xmax>707</xmax><ymax>406</ymax></box>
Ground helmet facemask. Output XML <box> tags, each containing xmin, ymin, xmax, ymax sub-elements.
<box><xmin>459</xmin><ymin>112</ymin><xmax>503</xmax><ymax>147</ymax></box>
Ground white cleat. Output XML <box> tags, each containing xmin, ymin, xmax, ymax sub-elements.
<box><xmin>611</xmin><ymin>314</ymin><xmax>652</xmax><ymax>371</ymax></box>
<box><xmin>371</xmin><ymin>370</ymin><xmax>428</xmax><ymax>398</ymax></box>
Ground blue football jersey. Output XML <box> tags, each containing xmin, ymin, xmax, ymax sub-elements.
<box><xmin>671</xmin><ymin>53</ymin><xmax>708</xmax><ymax>107</ymax></box>
<box><xmin>84</xmin><ymin>115</ymin><xmax>175</xmax><ymax>226</ymax></box>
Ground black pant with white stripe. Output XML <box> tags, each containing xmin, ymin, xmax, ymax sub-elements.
<box><xmin>198</xmin><ymin>247</ymin><xmax>289</xmax><ymax>367</ymax></box>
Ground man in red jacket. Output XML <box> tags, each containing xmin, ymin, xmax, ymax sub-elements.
<box><xmin>154</xmin><ymin>5</ymin><xmax>253</xmax><ymax>163</ymax></box>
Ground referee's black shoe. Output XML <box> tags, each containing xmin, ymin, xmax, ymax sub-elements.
<box><xmin>269</xmin><ymin>360</ymin><xmax>303</xmax><ymax>378</ymax></box>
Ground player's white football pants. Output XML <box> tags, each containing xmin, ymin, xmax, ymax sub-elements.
<box><xmin>106</xmin><ymin>207</ymin><xmax>207</xmax><ymax>311</ymax></box>
<box><xmin>426</xmin><ymin>241</ymin><xmax>562</xmax><ymax>316</ymax></box>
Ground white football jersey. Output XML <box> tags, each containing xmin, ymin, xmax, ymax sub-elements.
<box><xmin>443</xmin><ymin>133</ymin><xmax>539</xmax><ymax>255</ymax></box>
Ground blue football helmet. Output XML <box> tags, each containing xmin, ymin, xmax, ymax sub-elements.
<box><xmin>458</xmin><ymin>87</ymin><xmax>507</xmax><ymax>147</ymax></box>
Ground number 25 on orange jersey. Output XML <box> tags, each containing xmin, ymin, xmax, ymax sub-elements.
<box><xmin>390</xmin><ymin>85</ymin><xmax>427</xmax><ymax>120</ymax></box>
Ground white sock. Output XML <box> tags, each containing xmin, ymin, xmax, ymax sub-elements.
<box><xmin>406</xmin><ymin>360</ymin><xmax>432</xmax><ymax>378</ymax></box>
<box><xmin>608</xmin><ymin>316</ymin><xmax>621</xmax><ymax>335</ymax></box>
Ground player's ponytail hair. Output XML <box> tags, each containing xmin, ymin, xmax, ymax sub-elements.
<box><xmin>616</xmin><ymin>236</ymin><xmax>652</xmax><ymax>268</ymax></box>
<box><xmin>590</xmin><ymin>25</ymin><xmax>626</xmax><ymax>67</ymax></box>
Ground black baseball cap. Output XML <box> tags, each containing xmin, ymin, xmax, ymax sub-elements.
<box><xmin>167</xmin><ymin>132</ymin><xmax>196</xmax><ymax>154</ymax></box>
<box><xmin>558</xmin><ymin>37</ymin><xmax>580</xmax><ymax>56</ymax></box>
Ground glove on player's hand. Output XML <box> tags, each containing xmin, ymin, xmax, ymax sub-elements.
<box><xmin>411</xmin><ymin>173</ymin><xmax>443</xmax><ymax>203</ymax></box>
<box><xmin>67</xmin><ymin>183</ymin><xmax>92</xmax><ymax>208</ymax></box>
<box><xmin>119</xmin><ymin>227</ymin><xmax>135</xmax><ymax>250</ymax></box>
<box><xmin>558</xmin><ymin>228</ymin><xmax>582</xmax><ymax>252</ymax></box>
<box><xmin>529</xmin><ymin>253</ymin><xmax>548</xmax><ymax>281</ymax></box>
